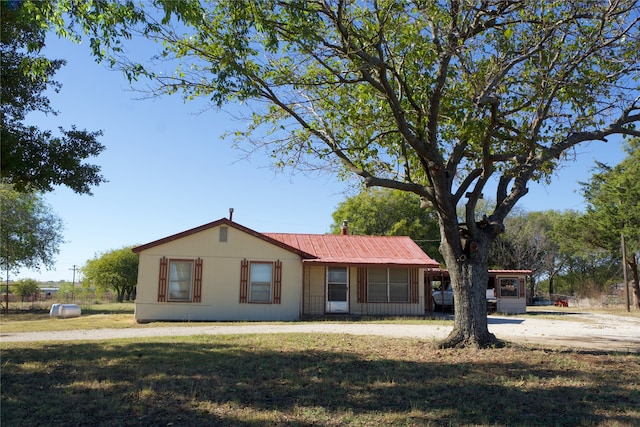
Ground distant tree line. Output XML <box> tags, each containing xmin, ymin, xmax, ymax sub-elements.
<box><xmin>332</xmin><ymin>139</ymin><xmax>640</xmax><ymax>308</ymax></box>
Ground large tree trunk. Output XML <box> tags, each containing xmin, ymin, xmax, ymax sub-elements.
<box><xmin>629</xmin><ymin>256</ymin><xmax>640</xmax><ymax>309</ymax></box>
<box><xmin>440</xmin><ymin>259</ymin><xmax>499</xmax><ymax>348</ymax></box>
<box><xmin>437</xmin><ymin>215</ymin><xmax>502</xmax><ymax>348</ymax></box>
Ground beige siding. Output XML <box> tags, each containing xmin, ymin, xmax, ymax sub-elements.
<box><xmin>303</xmin><ymin>265</ymin><xmax>326</xmax><ymax>315</ymax></box>
<box><xmin>495</xmin><ymin>275</ymin><xmax>527</xmax><ymax>314</ymax></box>
<box><xmin>135</xmin><ymin>225</ymin><xmax>303</xmax><ymax>322</ymax></box>
<box><xmin>497</xmin><ymin>298</ymin><xmax>526</xmax><ymax>314</ymax></box>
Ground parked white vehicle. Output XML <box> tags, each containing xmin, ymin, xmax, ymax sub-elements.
<box><xmin>432</xmin><ymin>283</ymin><xmax>454</xmax><ymax>311</ymax></box>
<box><xmin>431</xmin><ymin>284</ymin><xmax>497</xmax><ymax>313</ymax></box>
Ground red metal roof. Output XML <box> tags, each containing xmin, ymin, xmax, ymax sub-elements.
<box><xmin>264</xmin><ymin>233</ymin><xmax>440</xmax><ymax>267</ymax></box>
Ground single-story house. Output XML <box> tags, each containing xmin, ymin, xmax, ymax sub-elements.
<box><xmin>425</xmin><ymin>268</ymin><xmax>531</xmax><ymax>314</ymax></box>
<box><xmin>132</xmin><ymin>218</ymin><xmax>441</xmax><ymax>322</ymax></box>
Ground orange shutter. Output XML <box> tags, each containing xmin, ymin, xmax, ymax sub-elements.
<box><xmin>410</xmin><ymin>268</ymin><xmax>419</xmax><ymax>303</ymax></box>
<box><xmin>239</xmin><ymin>259</ymin><xmax>248</xmax><ymax>303</ymax></box>
<box><xmin>193</xmin><ymin>258</ymin><xmax>203</xmax><ymax>303</ymax></box>
<box><xmin>158</xmin><ymin>257</ymin><xmax>168</xmax><ymax>302</ymax></box>
<box><xmin>273</xmin><ymin>260</ymin><xmax>282</xmax><ymax>304</ymax></box>
<box><xmin>357</xmin><ymin>267</ymin><xmax>367</xmax><ymax>303</ymax></box>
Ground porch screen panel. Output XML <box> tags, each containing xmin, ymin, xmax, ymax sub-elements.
<box><xmin>158</xmin><ymin>257</ymin><xmax>168</xmax><ymax>302</ymax></box>
<box><xmin>273</xmin><ymin>260</ymin><xmax>282</xmax><ymax>304</ymax></box>
<box><xmin>193</xmin><ymin>258</ymin><xmax>203</xmax><ymax>303</ymax></box>
<box><xmin>239</xmin><ymin>259</ymin><xmax>249</xmax><ymax>303</ymax></box>
<box><xmin>389</xmin><ymin>268</ymin><xmax>409</xmax><ymax>302</ymax></box>
<box><xmin>368</xmin><ymin>268</ymin><xmax>387</xmax><ymax>302</ymax></box>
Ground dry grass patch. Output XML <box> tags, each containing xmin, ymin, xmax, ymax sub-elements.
<box><xmin>2</xmin><ymin>334</ymin><xmax>638</xmax><ymax>426</ymax></box>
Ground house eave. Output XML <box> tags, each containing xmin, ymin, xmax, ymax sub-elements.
<box><xmin>132</xmin><ymin>218</ymin><xmax>316</xmax><ymax>259</ymax></box>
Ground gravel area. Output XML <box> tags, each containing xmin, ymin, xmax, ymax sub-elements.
<box><xmin>2</xmin><ymin>311</ymin><xmax>639</xmax><ymax>352</ymax></box>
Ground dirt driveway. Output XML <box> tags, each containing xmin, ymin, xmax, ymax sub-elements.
<box><xmin>2</xmin><ymin>309</ymin><xmax>639</xmax><ymax>353</ymax></box>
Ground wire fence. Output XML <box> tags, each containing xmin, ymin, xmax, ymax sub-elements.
<box><xmin>2</xmin><ymin>291</ymin><xmax>120</xmax><ymax>313</ymax></box>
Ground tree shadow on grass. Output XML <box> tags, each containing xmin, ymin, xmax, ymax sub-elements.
<box><xmin>2</xmin><ymin>336</ymin><xmax>639</xmax><ymax>426</ymax></box>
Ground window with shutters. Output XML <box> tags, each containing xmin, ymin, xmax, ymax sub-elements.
<box><xmin>250</xmin><ymin>262</ymin><xmax>272</xmax><ymax>303</ymax></box>
<box><xmin>168</xmin><ymin>260</ymin><xmax>193</xmax><ymax>301</ymax></box>
<box><xmin>367</xmin><ymin>267</ymin><xmax>410</xmax><ymax>302</ymax></box>
<box><xmin>158</xmin><ymin>257</ymin><xmax>203</xmax><ymax>303</ymax></box>
<box><xmin>239</xmin><ymin>259</ymin><xmax>282</xmax><ymax>304</ymax></box>
<box><xmin>499</xmin><ymin>277</ymin><xmax>519</xmax><ymax>298</ymax></box>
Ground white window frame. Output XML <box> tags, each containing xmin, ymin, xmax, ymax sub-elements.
<box><xmin>168</xmin><ymin>259</ymin><xmax>194</xmax><ymax>302</ymax></box>
<box><xmin>326</xmin><ymin>266</ymin><xmax>349</xmax><ymax>302</ymax></box>
<box><xmin>249</xmin><ymin>262</ymin><xmax>273</xmax><ymax>303</ymax></box>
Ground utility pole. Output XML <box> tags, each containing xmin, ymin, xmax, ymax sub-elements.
<box><xmin>70</xmin><ymin>265</ymin><xmax>77</xmax><ymax>301</ymax></box>
<box><xmin>4</xmin><ymin>244</ymin><xmax>9</xmax><ymax>314</ymax></box>
<box><xmin>4</xmin><ymin>266</ymin><xmax>8</xmax><ymax>315</ymax></box>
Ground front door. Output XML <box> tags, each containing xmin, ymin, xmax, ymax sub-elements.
<box><xmin>326</xmin><ymin>266</ymin><xmax>349</xmax><ymax>313</ymax></box>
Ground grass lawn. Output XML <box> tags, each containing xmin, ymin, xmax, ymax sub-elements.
<box><xmin>2</xmin><ymin>333</ymin><xmax>639</xmax><ymax>426</ymax></box>
<box><xmin>2</xmin><ymin>304</ymin><xmax>639</xmax><ymax>425</ymax></box>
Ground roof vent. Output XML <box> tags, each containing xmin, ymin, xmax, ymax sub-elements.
<box><xmin>341</xmin><ymin>220</ymin><xmax>349</xmax><ymax>235</ymax></box>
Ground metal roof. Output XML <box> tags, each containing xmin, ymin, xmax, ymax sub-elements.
<box><xmin>264</xmin><ymin>233</ymin><xmax>440</xmax><ymax>267</ymax></box>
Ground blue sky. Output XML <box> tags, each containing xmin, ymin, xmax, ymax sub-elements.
<box><xmin>16</xmin><ymin>33</ymin><xmax>629</xmax><ymax>282</ymax></box>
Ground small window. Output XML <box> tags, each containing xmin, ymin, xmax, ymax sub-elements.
<box><xmin>499</xmin><ymin>278</ymin><xmax>519</xmax><ymax>298</ymax></box>
<box><xmin>249</xmin><ymin>262</ymin><xmax>273</xmax><ymax>303</ymax></box>
<box><xmin>168</xmin><ymin>260</ymin><xmax>193</xmax><ymax>301</ymax></box>
<box><xmin>219</xmin><ymin>227</ymin><xmax>228</xmax><ymax>242</ymax></box>
<box><xmin>327</xmin><ymin>266</ymin><xmax>348</xmax><ymax>302</ymax></box>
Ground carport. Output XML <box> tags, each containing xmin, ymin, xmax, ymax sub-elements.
<box><xmin>425</xmin><ymin>269</ymin><xmax>531</xmax><ymax>314</ymax></box>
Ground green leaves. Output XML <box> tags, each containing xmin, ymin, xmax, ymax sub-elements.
<box><xmin>18</xmin><ymin>2</ymin><xmax>640</xmax><ymax>204</ymax></box>
<box><xmin>81</xmin><ymin>246</ymin><xmax>138</xmax><ymax>300</ymax></box>
<box><xmin>1</xmin><ymin>0</ymin><xmax>107</xmax><ymax>195</ymax></box>
<box><xmin>579</xmin><ymin>139</ymin><xmax>640</xmax><ymax>254</ymax></box>
<box><xmin>0</xmin><ymin>183</ymin><xmax>64</xmax><ymax>273</ymax></box>
<box><xmin>330</xmin><ymin>188</ymin><xmax>441</xmax><ymax>260</ymax></box>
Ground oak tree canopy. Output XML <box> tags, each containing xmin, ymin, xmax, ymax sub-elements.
<box><xmin>0</xmin><ymin>1</ymin><xmax>106</xmax><ymax>194</ymax></box>
<box><xmin>32</xmin><ymin>0</ymin><xmax>640</xmax><ymax>347</ymax></box>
